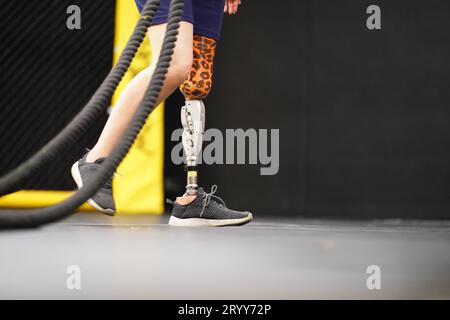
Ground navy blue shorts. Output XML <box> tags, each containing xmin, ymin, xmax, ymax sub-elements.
<box><xmin>135</xmin><ymin>0</ymin><xmax>225</xmax><ymax>40</ymax></box>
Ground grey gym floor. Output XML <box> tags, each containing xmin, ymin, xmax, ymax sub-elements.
<box><xmin>0</xmin><ymin>213</ymin><xmax>449</xmax><ymax>299</ymax></box>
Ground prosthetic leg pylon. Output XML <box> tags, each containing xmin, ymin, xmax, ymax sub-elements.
<box><xmin>181</xmin><ymin>100</ymin><xmax>205</xmax><ymax>196</ymax></box>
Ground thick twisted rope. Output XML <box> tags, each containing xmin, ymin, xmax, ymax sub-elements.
<box><xmin>0</xmin><ymin>0</ymin><xmax>185</xmax><ymax>229</ymax></box>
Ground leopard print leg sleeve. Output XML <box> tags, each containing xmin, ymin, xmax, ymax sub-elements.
<box><xmin>180</xmin><ymin>35</ymin><xmax>217</xmax><ymax>101</ymax></box>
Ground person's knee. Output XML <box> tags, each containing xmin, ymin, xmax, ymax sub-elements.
<box><xmin>168</xmin><ymin>54</ymin><xmax>193</xmax><ymax>88</ymax></box>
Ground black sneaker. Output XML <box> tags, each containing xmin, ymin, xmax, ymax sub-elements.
<box><xmin>71</xmin><ymin>154</ymin><xmax>116</xmax><ymax>216</ymax></box>
<box><xmin>168</xmin><ymin>185</ymin><xmax>253</xmax><ymax>227</ymax></box>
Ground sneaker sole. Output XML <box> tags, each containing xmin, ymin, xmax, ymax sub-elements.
<box><xmin>71</xmin><ymin>161</ymin><xmax>116</xmax><ymax>216</ymax></box>
<box><xmin>168</xmin><ymin>213</ymin><xmax>253</xmax><ymax>227</ymax></box>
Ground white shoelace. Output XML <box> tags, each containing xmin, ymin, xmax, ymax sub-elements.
<box><xmin>200</xmin><ymin>185</ymin><xmax>227</xmax><ymax>217</ymax></box>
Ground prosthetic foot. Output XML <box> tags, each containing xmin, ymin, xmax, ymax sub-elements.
<box><xmin>168</xmin><ymin>99</ymin><xmax>252</xmax><ymax>226</ymax></box>
<box><xmin>168</xmin><ymin>185</ymin><xmax>252</xmax><ymax>227</ymax></box>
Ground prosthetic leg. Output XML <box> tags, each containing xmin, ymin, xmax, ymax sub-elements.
<box><xmin>169</xmin><ymin>35</ymin><xmax>253</xmax><ymax>226</ymax></box>
<box><xmin>180</xmin><ymin>35</ymin><xmax>217</xmax><ymax>196</ymax></box>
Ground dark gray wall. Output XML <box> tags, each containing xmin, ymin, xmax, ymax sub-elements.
<box><xmin>0</xmin><ymin>0</ymin><xmax>114</xmax><ymax>190</ymax></box>
<box><xmin>165</xmin><ymin>0</ymin><xmax>450</xmax><ymax>219</ymax></box>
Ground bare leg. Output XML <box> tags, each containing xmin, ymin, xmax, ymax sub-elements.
<box><xmin>87</xmin><ymin>22</ymin><xmax>193</xmax><ymax>162</ymax></box>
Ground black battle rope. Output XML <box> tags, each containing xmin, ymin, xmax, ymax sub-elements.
<box><xmin>0</xmin><ymin>0</ymin><xmax>161</xmax><ymax>196</ymax></box>
<box><xmin>0</xmin><ymin>0</ymin><xmax>184</xmax><ymax>229</ymax></box>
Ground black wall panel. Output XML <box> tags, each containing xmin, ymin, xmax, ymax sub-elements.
<box><xmin>306</xmin><ymin>0</ymin><xmax>450</xmax><ymax>218</ymax></box>
<box><xmin>165</xmin><ymin>0</ymin><xmax>450</xmax><ymax>219</ymax></box>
